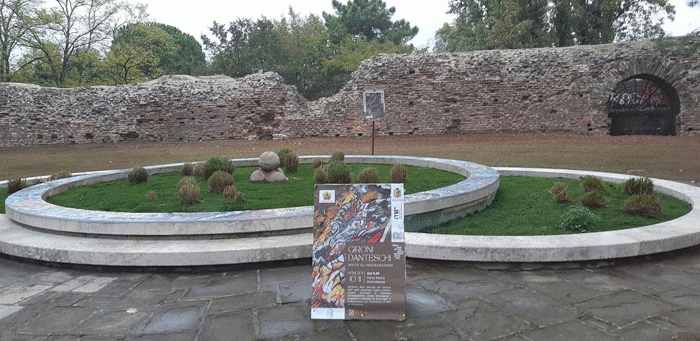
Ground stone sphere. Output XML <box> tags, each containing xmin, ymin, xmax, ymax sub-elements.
<box><xmin>258</xmin><ymin>151</ymin><xmax>280</xmax><ymax>172</ymax></box>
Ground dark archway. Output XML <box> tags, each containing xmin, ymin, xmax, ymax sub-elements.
<box><xmin>608</xmin><ymin>75</ymin><xmax>680</xmax><ymax>136</ymax></box>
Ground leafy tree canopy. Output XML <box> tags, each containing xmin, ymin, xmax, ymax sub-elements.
<box><xmin>323</xmin><ymin>0</ymin><xmax>418</xmax><ymax>45</ymax></box>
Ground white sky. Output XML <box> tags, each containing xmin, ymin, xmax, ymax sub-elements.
<box><xmin>133</xmin><ymin>0</ymin><xmax>700</xmax><ymax>50</ymax></box>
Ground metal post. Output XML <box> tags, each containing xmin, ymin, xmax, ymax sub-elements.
<box><xmin>372</xmin><ymin>120</ymin><xmax>375</xmax><ymax>155</ymax></box>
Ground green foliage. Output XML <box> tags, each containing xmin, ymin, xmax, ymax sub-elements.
<box><xmin>177</xmin><ymin>176</ymin><xmax>197</xmax><ymax>191</ymax></box>
<box><xmin>579</xmin><ymin>191</ymin><xmax>607</xmax><ymax>208</ymax></box>
<box><xmin>326</xmin><ymin>162</ymin><xmax>353</xmax><ymax>183</ymax></box>
<box><xmin>7</xmin><ymin>178</ymin><xmax>26</xmax><ymax>194</ymax></box>
<box><xmin>178</xmin><ymin>182</ymin><xmax>202</xmax><ymax>205</ymax></box>
<box><xmin>147</xmin><ymin>190</ymin><xmax>158</xmax><ymax>201</ymax></box>
<box><xmin>107</xmin><ymin>23</ymin><xmax>177</xmax><ymax>84</ymax></box>
<box><xmin>283</xmin><ymin>152</ymin><xmax>300</xmax><ymax>173</ymax></box>
<box><xmin>202</xmin><ymin>157</ymin><xmax>235</xmax><ymax>179</ymax></box>
<box><xmin>208</xmin><ymin>171</ymin><xmax>234</xmax><ymax>193</ymax></box>
<box><xmin>128</xmin><ymin>167</ymin><xmax>149</xmax><ymax>183</ymax></box>
<box><xmin>277</xmin><ymin>148</ymin><xmax>294</xmax><ymax>168</ymax></box>
<box><xmin>622</xmin><ymin>194</ymin><xmax>664</xmax><ymax>219</ymax></box>
<box><xmin>223</xmin><ymin>185</ymin><xmax>238</xmax><ymax>199</ymax></box>
<box><xmin>313</xmin><ymin>160</ymin><xmax>326</xmax><ymax>169</ymax></box>
<box><xmin>322</xmin><ymin>0</ymin><xmax>419</xmax><ymax>45</ymax></box>
<box><xmin>549</xmin><ymin>182</ymin><xmax>572</xmax><ymax>204</ymax></box>
<box><xmin>581</xmin><ymin>176</ymin><xmax>606</xmax><ymax>193</ymax></box>
<box><xmin>49</xmin><ymin>171</ymin><xmax>71</xmax><ymax>181</ymax></box>
<box><xmin>356</xmin><ymin>167</ymin><xmax>380</xmax><ymax>183</ymax></box>
<box><xmin>623</xmin><ymin>177</ymin><xmax>654</xmax><ymax>195</ymax></box>
<box><xmin>329</xmin><ymin>151</ymin><xmax>345</xmax><ymax>163</ymax></box>
<box><xmin>314</xmin><ymin>166</ymin><xmax>329</xmax><ymax>184</ymax></box>
<box><xmin>181</xmin><ymin>163</ymin><xmax>194</xmax><ymax>176</ymax></box>
<box><xmin>193</xmin><ymin>164</ymin><xmax>205</xmax><ymax>178</ymax></box>
<box><xmin>390</xmin><ymin>163</ymin><xmax>407</xmax><ymax>183</ymax></box>
<box><xmin>233</xmin><ymin>191</ymin><xmax>245</xmax><ymax>203</ymax></box>
<box><xmin>560</xmin><ymin>206</ymin><xmax>600</xmax><ymax>233</ymax></box>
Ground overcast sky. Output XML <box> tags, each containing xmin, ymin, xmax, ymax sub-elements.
<box><xmin>132</xmin><ymin>0</ymin><xmax>700</xmax><ymax>50</ymax></box>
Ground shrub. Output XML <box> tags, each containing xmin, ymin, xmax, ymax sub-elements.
<box><xmin>147</xmin><ymin>190</ymin><xmax>158</xmax><ymax>201</ymax></box>
<box><xmin>223</xmin><ymin>185</ymin><xmax>238</xmax><ymax>199</ymax></box>
<box><xmin>283</xmin><ymin>152</ymin><xmax>300</xmax><ymax>173</ymax></box>
<box><xmin>233</xmin><ymin>191</ymin><xmax>245</xmax><ymax>203</ymax></box>
<box><xmin>579</xmin><ymin>191</ymin><xmax>607</xmax><ymax>208</ymax></box>
<box><xmin>208</xmin><ymin>171</ymin><xmax>234</xmax><ymax>193</ymax></box>
<box><xmin>49</xmin><ymin>171</ymin><xmax>71</xmax><ymax>181</ymax></box>
<box><xmin>623</xmin><ymin>177</ymin><xmax>654</xmax><ymax>195</ymax></box>
<box><xmin>560</xmin><ymin>206</ymin><xmax>600</xmax><ymax>233</ymax></box>
<box><xmin>549</xmin><ymin>182</ymin><xmax>568</xmax><ymax>196</ymax></box>
<box><xmin>128</xmin><ymin>167</ymin><xmax>149</xmax><ymax>183</ymax></box>
<box><xmin>622</xmin><ymin>194</ymin><xmax>664</xmax><ymax>219</ymax></box>
<box><xmin>329</xmin><ymin>151</ymin><xmax>345</xmax><ymax>163</ymax></box>
<box><xmin>548</xmin><ymin>182</ymin><xmax>572</xmax><ymax>203</ymax></box>
<box><xmin>177</xmin><ymin>177</ymin><xmax>197</xmax><ymax>191</ymax></box>
<box><xmin>7</xmin><ymin>178</ymin><xmax>25</xmax><ymax>194</ymax></box>
<box><xmin>193</xmin><ymin>164</ymin><xmax>205</xmax><ymax>178</ymax></box>
<box><xmin>277</xmin><ymin>148</ymin><xmax>294</xmax><ymax>168</ymax></box>
<box><xmin>203</xmin><ymin>157</ymin><xmax>235</xmax><ymax>179</ymax></box>
<box><xmin>313</xmin><ymin>160</ymin><xmax>325</xmax><ymax>169</ymax></box>
<box><xmin>178</xmin><ymin>183</ymin><xmax>202</xmax><ymax>205</ymax></box>
<box><xmin>314</xmin><ymin>166</ymin><xmax>328</xmax><ymax>184</ymax></box>
<box><xmin>181</xmin><ymin>163</ymin><xmax>194</xmax><ymax>176</ymax></box>
<box><xmin>357</xmin><ymin>167</ymin><xmax>380</xmax><ymax>183</ymax></box>
<box><xmin>390</xmin><ymin>163</ymin><xmax>407</xmax><ymax>183</ymax></box>
<box><xmin>581</xmin><ymin>176</ymin><xmax>606</xmax><ymax>193</ymax></box>
<box><xmin>326</xmin><ymin>161</ymin><xmax>352</xmax><ymax>184</ymax></box>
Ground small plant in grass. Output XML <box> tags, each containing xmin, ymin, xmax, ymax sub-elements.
<box><xmin>549</xmin><ymin>182</ymin><xmax>572</xmax><ymax>203</ymax></box>
<box><xmin>581</xmin><ymin>176</ymin><xmax>606</xmax><ymax>193</ymax></box>
<box><xmin>178</xmin><ymin>183</ymin><xmax>202</xmax><ymax>205</ymax></box>
<box><xmin>181</xmin><ymin>163</ymin><xmax>194</xmax><ymax>176</ymax></box>
<box><xmin>560</xmin><ymin>206</ymin><xmax>600</xmax><ymax>233</ymax></box>
<box><xmin>193</xmin><ymin>164</ymin><xmax>205</xmax><ymax>177</ymax></box>
<box><xmin>147</xmin><ymin>190</ymin><xmax>158</xmax><ymax>201</ymax></box>
<box><xmin>128</xmin><ymin>166</ymin><xmax>149</xmax><ymax>183</ymax></box>
<box><xmin>203</xmin><ymin>157</ymin><xmax>235</xmax><ymax>179</ymax></box>
<box><xmin>579</xmin><ymin>191</ymin><xmax>607</xmax><ymax>208</ymax></box>
<box><xmin>223</xmin><ymin>185</ymin><xmax>238</xmax><ymax>199</ymax></box>
<box><xmin>622</xmin><ymin>194</ymin><xmax>664</xmax><ymax>219</ymax></box>
<box><xmin>357</xmin><ymin>167</ymin><xmax>380</xmax><ymax>183</ymax></box>
<box><xmin>233</xmin><ymin>191</ymin><xmax>245</xmax><ymax>203</ymax></box>
<box><xmin>7</xmin><ymin>178</ymin><xmax>25</xmax><ymax>194</ymax></box>
<box><xmin>278</xmin><ymin>148</ymin><xmax>294</xmax><ymax>168</ymax></box>
<box><xmin>623</xmin><ymin>177</ymin><xmax>654</xmax><ymax>195</ymax></box>
<box><xmin>177</xmin><ymin>177</ymin><xmax>197</xmax><ymax>191</ymax></box>
<box><xmin>283</xmin><ymin>152</ymin><xmax>300</xmax><ymax>173</ymax></box>
<box><xmin>49</xmin><ymin>171</ymin><xmax>71</xmax><ymax>181</ymax></box>
<box><xmin>390</xmin><ymin>163</ymin><xmax>407</xmax><ymax>183</ymax></box>
<box><xmin>313</xmin><ymin>160</ymin><xmax>325</xmax><ymax>168</ymax></box>
<box><xmin>326</xmin><ymin>161</ymin><xmax>352</xmax><ymax>183</ymax></box>
<box><xmin>329</xmin><ymin>151</ymin><xmax>345</xmax><ymax>163</ymax></box>
<box><xmin>208</xmin><ymin>171</ymin><xmax>234</xmax><ymax>193</ymax></box>
<box><xmin>314</xmin><ymin>166</ymin><xmax>328</xmax><ymax>184</ymax></box>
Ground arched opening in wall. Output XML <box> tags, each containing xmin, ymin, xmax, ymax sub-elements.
<box><xmin>608</xmin><ymin>75</ymin><xmax>680</xmax><ymax>136</ymax></box>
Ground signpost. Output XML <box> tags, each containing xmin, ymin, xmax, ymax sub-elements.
<box><xmin>363</xmin><ymin>89</ymin><xmax>385</xmax><ymax>156</ymax></box>
<box><xmin>311</xmin><ymin>184</ymin><xmax>406</xmax><ymax>320</ymax></box>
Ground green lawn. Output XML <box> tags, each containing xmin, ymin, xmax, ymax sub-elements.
<box><xmin>421</xmin><ymin>176</ymin><xmax>692</xmax><ymax>236</ymax></box>
<box><xmin>46</xmin><ymin>164</ymin><xmax>465</xmax><ymax>213</ymax></box>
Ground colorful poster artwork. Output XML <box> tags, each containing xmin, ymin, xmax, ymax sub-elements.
<box><xmin>311</xmin><ymin>184</ymin><xmax>405</xmax><ymax>320</ymax></box>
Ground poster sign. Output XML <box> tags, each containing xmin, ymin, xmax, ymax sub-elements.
<box><xmin>363</xmin><ymin>89</ymin><xmax>385</xmax><ymax>121</ymax></box>
<box><xmin>311</xmin><ymin>184</ymin><xmax>406</xmax><ymax>321</ymax></box>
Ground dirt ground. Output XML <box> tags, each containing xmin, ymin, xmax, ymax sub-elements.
<box><xmin>1</xmin><ymin>133</ymin><xmax>699</xmax><ymax>183</ymax></box>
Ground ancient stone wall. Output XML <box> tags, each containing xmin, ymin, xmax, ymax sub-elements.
<box><xmin>1</xmin><ymin>39</ymin><xmax>698</xmax><ymax>147</ymax></box>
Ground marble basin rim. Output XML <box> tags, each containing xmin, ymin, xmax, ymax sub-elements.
<box><xmin>4</xmin><ymin>155</ymin><xmax>500</xmax><ymax>237</ymax></box>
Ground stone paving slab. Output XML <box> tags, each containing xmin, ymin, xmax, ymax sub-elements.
<box><xmin>0</xmin><ymin>248</ymin><xmax>699</xmax><ymax>340</ymax></box>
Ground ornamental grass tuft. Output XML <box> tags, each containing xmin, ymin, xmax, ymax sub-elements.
<box><xmin>622</xmin><ymin>194</ymin><xmax>664</xmax><ymax>219</ymax></box>
<box><xmin>208</xmin><ymin>171</ymin><xmax>234</xmax><ymax>193</ymax></box>
<box><xmin>128</xmin><ymin>167</ymin><xmax>149</xmax><ymax>183</ymax></box>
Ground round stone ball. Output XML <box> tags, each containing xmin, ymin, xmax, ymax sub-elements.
<box><xmin>258</xmin><ymin>151</ymin><xmax>280</xmax><ymax>172</ymax></box>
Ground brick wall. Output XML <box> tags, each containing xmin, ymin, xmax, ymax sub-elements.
<box><xmin>1</xmin><ymin>39</ymin><xmax>698</xmax><ymax>147</ymax></box>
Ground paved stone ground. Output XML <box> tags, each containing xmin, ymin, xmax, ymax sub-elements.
<box><xmin>1</xmin><ymin>248</ymin><xmax>699</xmax><ymax>341</ymax></box>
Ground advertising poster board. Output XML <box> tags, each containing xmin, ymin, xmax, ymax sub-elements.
<box><xmin>363</xmin><ymin>89</ymin><xmax>385</xmax><ymax>121</ymax></box>
<box><xmin>311</xmin><ymin>184</ymin><xmax>406</xmax><ymax>321</ymax></box>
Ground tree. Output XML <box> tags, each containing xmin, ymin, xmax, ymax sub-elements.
<box><xmin>322</xmin><ymin>0</ymin><xmax>418</xmax><ymax>45</ymax></box>
<box><xmin>156</xmin><ymin>23</ymin><xmax>205</xmax><ymax>75</ymax></box>
<box><xmin>437</xmin><ymin>0</ymin><xmax>675</xmax><ymax>51</ymax></box>
<box><xmin>106</xmin><ymin>22</ymin><xmax>176</xmax><ymax>84</ymax></box>
<box><xmin>0</xmin><ymin>0</ymin><xmax>40</xmax><ymax>81</ymax></box>
<box><xmin>21</xmin><ymin>0</ymin><xmax>143</xmax><ymax>86</ymax></box>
